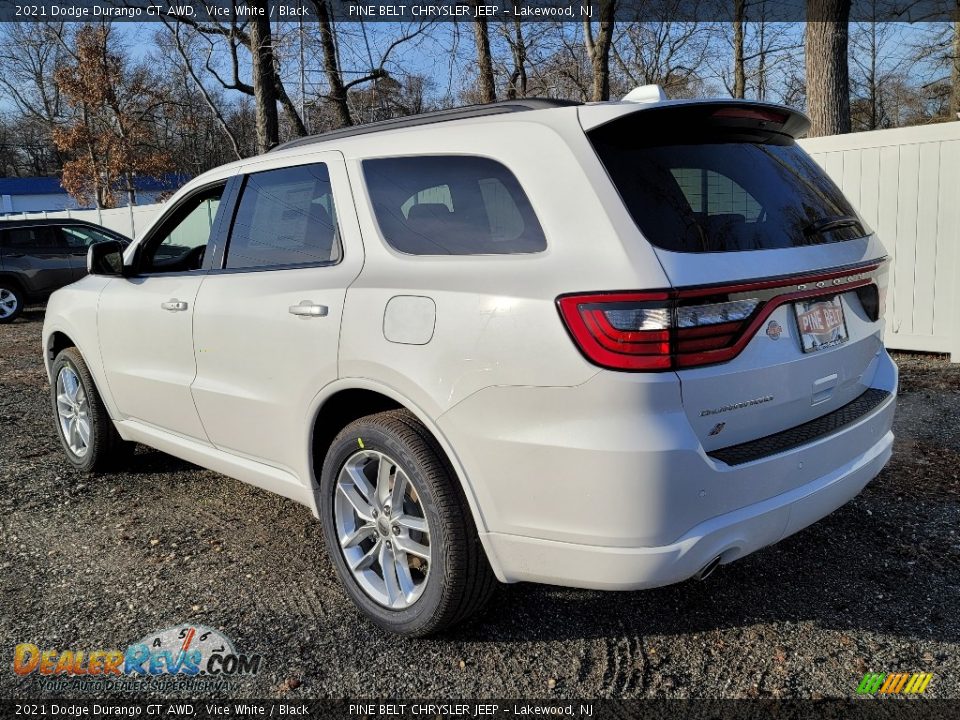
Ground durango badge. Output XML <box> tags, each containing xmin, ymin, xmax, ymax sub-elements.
<box><xmin>766</xmin><ymin>320</ymin><xmax>783</xmax><ymax>340</ymax></box>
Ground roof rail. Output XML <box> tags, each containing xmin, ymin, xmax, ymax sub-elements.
<box><xmin>271</xmin><ymin>98</ymin><xmax>582</xmax><ymax>152</ymax></box>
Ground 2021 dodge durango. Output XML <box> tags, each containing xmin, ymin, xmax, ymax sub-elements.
<box><xmin>42</xmin><ymin>93</ymin><xmax>897</xmax><ymax>635</ymax></box>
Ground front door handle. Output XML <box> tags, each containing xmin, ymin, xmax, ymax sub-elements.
<box><xmin>161</xmin><ymin>299</ymin><xmax>189</xmax><ymax>312</ymax></box>
<box><xmin>289</xmin><ymin>300</ymin><xmax>329</xmax><ymax>317</ymax></box>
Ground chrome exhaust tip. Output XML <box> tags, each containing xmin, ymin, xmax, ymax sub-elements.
<box><xmin>697</xmin><ymin>555</ymin><xmax>722</xmax><ymax>581</ymax></box>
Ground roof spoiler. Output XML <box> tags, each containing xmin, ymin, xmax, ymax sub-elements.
<box><xmin>580</xmin><ymin>99</ymin><xmax>811</xmax><ymax>139</ymax></box>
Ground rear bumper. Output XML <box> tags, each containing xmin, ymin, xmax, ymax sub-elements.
<box><xmin>483</xmin><ymin>424</ymin><xmax>891</xmax><ymax>590</ymax></box>
<box><xmin>439</xmin><ymin>350</ymin><xmax>897</xmax><ymax>589</ymax></box>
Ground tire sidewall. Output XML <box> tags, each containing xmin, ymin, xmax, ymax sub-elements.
<box><xmin>50</xmin><ymin>350</ymin><xmax>101</xmax><ymax>472</ymax></box>
<box><xmin>0</xmin><ymin>283</ymin><xmax>23</xmax><ymax>323</ymax></box>
<box><xmin>319</xmin><ymin>421</ymin><xmax>451</xmax><ymax>635</ymax></box>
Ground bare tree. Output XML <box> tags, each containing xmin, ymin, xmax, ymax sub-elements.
<box><xmin>614</xmin><ymin>21</ymin><xmax>713</xmax><ymax>98</ymax></box>
<box><xmin>248</xmin><ymin>0</ymin><xmax>279</xmax><ymax>151</ymax></box>
<box><xmin>473</xmin><ymin>13</ymin><xmax>496</xmax><ymax>103</ymax></box>
<box><xmin>163</xmin><ymin>2</ymin><xmax>308</xmax><ymax>146</ymax></box>
<box><xmin>502</xmin><ymin>3</ymin><xmax>529</xmax><ymax>99</ymax></box>
<box><xmin>732</xmin><ymin>0</ymin><xmax>746</xmax><ymax>97</ymax></box>
<box><xmin>849</xmin><ymin>18</ymin><xmax>907</xmax><ymax>130</ymax></box>
<box><xmin>159</xmin><ymin>22</ymin><xmax>245</xmax><ymax>160</ymax></box>
<box><xmin>584</xmin><ymin>0</ymin><xmax>617</xmax><ymax>101</ymax></box>
<box><xmin>805</xmin><ymin>0</ymin><xmax>852</xmax><ymax>136</ymax></box>
<box><xmin>952</xmin><ymin>16</ymin><xmax>960</xmax><ymax>118</ymax></box>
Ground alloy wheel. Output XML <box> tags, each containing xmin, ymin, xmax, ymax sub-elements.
<box><xmin>56</xmin><ymin>366</ymin><xmax>91</xmax><ymax>458</ymax></box>
<box><xmin>0</xmin><ymin>289</ymin><xmax>18</xmax><ymax>319</ymax></box>
<box><xmin>334</xmin><ymin>450</ymin><xmax>432</xmax><ymax>609</ymax></box>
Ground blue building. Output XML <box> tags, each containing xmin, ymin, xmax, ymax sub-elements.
<box><xmin>0</xmin><ymin>175</ymin><xmax>188</xmax><ymax>214</ymax></box>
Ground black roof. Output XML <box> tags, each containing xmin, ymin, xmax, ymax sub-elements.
<box><xmin>272</xmin><ymin>98</ymin><xmax>582</xmax><ymax>152</ymax></box>
<box><xmin>0</xmin><ymin>217</ymin><xmax>130</xmax><ymax>239</ymax></box>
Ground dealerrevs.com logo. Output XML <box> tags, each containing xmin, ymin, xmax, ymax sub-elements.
<box><xmin>13</xmin><ymin>625</ymin><xmax>261</xmax><ymax>682</ymax></box>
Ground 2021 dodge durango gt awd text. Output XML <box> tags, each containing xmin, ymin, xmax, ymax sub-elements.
<box><xmin>42</xmin><ymin>93</ymin><xmax>897</xmax><ymax>636</ymax></box>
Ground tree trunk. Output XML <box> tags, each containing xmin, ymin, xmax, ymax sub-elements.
<box><xmin>506</xmin><ymin>10</ymin><xmax>527</xmax><ymax>100</ymax></box>
<box><xmin>868</xmin><ymin>22</ymin><xmax>878</xmax><ymax>129</ymax></box>
<box><xmin>732</xmin><ymin>0</ymin><xmax>746</xmax><ymax>98</ymax></box>
<box><xmin>473</xmin><ymin>14</ymin><xmax>496</xmax><ymax>103</ymax></box>
<box><xmin>314</xmin><ymin>0</ymin><xmax>352</xmax><ymax>127</ymax></box>
<box><xmin>249</xmin><ymin>0</ymin><xmax>279</xmax><ymax>152</ymax></box>
<box><xmin>804</xmin><ymin>0</ymin><xmax>852</xmax><ymax>137</ymax></box>
<box><xmin>584</xmin><ymin>0</ymin><xmax>616</xmax><ymax>102</ymax></box>
<box><xmin>951</xmin><ymin>17</ymin><xmax>960</xmax><ymax>120</ymax></box>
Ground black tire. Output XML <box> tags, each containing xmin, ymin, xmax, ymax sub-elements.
<box><xmin>50</xmin><ymin>347</ymin><xmax>135</xmax><ymax>473</ymax></box>
<box><xmin>0</xmin><ymin>281</ymin><xmax>24</xmax><ymax>323</ymax></box>
<box><xmin>319</xmin><ymin>409</ymin><xmax>496</xmax><ymax>636</ymax></box>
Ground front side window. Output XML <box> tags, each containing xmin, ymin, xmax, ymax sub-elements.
<box><xmin>363</xmin><ymin>155</ymin><xmax>546</xmax><ymax>255</ymax></box>
<box><xmin>141</xmin><ymin>184</ymin><xmax>225</xmax><ymax>273</ymax></box>
<box><xmin>224</xmin><ymin>164</ymin><xmax>340</xmax><ymax>270</ymax></box>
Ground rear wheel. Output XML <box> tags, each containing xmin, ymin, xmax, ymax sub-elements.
<box><xmin>50</xmin><ymin>347</ymin><xmax>134</xmax><ymax>472</ymax></box>
<box><xmin>0</xmin><ymin>282</ymin><xmax>23</xmax><ymax>323</ymax></box>
<box><xmin>319</xmin><ymin>410</ymin><xmax>496</xmax><ymax>636</ymax></box>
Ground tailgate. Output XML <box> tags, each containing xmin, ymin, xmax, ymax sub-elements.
<box><xmin>584</xmin><ymin>100</ymin><xmax>891</xmax><ymax>450</ymax></box>
<box><xmin>658</xmin><ymin>246</ymin><xmax>889</xmax><ymax>451</ymax></box>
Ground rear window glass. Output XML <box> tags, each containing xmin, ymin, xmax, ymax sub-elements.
<box><xmin>363</xmin><ymin>155</ymin><xmax>546</xmax><ymax>255</ymax></box>
<box><xmin>589</xmin><ymin>115</ymin><xmax>866</xmax><ymax>253</ymax></box>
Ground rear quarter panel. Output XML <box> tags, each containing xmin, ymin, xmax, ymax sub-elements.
<box><xmin>337</xmin><ymin>115</ymin><xmax>672</xmax><ymax>418</ymax></box>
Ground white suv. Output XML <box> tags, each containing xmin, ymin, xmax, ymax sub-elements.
<box><xmin>42</xmin><ymin>93</ymin><xmax>897</xmax><ymax>636</ymax></box>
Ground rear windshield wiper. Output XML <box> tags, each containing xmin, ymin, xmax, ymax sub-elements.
<box><xmin>804</xmin><ymin>215</ymin><xmax>862</xmax><ymax>237</ymax></box>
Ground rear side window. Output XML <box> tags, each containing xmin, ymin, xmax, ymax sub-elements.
<box><xmin>589</xmin><ymin>111</ymin><xmax>866</xmax><ymax>253</ymax></box>
<box><xmin>4</xmin><ymin>227</ymin><xmax>61</xmax><ymax>249</ymax></box>
<box><xmin>225</xmin><ymin>164</ymin><xmax>340</xmax><ymax>270</ymax></box>
<box><xmin>363</xmin><ymin>155</ymin><xmax>546</xmax><ymax>255</ymax></box>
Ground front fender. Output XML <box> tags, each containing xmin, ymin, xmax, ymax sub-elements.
<box><xmin>42</xmin><ymin>277</ymin><xmax>118</xmax><ymax>417</ymax></box>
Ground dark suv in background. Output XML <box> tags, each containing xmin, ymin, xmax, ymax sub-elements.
<box><xmin>0</xmin><ymin>219</ymin><xmax>129</xmax><ymax>323</ymax></box>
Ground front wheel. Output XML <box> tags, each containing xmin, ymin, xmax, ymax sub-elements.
<box><xmin>319</xmin><ymin>410</ymin><xmax>496</xmax><ymax>636</ymax></box>
<box><xmin>50</xmin><ymin>347</ymin><xmax>134</xmax><ymax>472</ymax></box>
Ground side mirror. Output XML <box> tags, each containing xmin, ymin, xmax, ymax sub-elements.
<box><xmin>87</xmin><ymin>240</ymin><xmax>126</xmax><ymax>276</ymax></box>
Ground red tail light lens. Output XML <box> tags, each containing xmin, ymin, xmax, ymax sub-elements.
<box><xmin>558</xmin><ymin>292</ymin><xmax>759</xmax><ymax>371</ymax></box>
<box><xmin>558</xmin><ymin>293</ymin><xmax>673</xmax><ymax>370</ymax></box>
<box><xmin>557</xmin><ymin>261</ymin><xmax>885</xmax><ymax>371</ymax></box>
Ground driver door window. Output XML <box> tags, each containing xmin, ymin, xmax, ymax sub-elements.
<box><xmin>141</xmin><ymin>185</ymin><xmax>224</xmax><ymax>274</ymax></box>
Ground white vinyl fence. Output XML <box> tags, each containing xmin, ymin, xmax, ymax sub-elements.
<box><xmin>800</xmin><ymin>122</ymin><xmax>960</xmax><ymax>363</ymax></box>
<box><xmin>0</xmin><ymin>202</ymin><xmax>162</xmax><ymax>239</ymax></box>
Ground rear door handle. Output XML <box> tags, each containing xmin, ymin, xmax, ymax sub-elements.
<box><xmin>161</xmin><ymin>299</ymin><xmax>189</xmax><ymax>312</ymax></box>
<box><xmin>289</xmin><ymin>300</ymin><xmax>328</xmax><ymax>317</ymax></box>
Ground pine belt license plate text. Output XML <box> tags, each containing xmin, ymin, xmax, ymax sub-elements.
<box><xmin>794</xmin><ymin>295</ymin><xmax>849</xmax><ymax>353</ymax></box>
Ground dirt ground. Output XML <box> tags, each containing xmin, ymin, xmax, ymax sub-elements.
<box><xmin>1</xmin><ymin>305</ymin><xmax>958</xmax><ymax>699</ymax></box>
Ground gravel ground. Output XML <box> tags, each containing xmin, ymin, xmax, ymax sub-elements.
<box><xmin>1</xmin><ymin>306</ymin><xmax>958</xmax><ymax>700</ymax></box>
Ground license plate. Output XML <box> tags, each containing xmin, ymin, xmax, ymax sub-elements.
<box><xmin>794</xmin><ymin>295</ymin><xmax>849</xmax><ymax>353</ymax></box>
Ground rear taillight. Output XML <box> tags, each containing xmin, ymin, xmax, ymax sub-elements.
<box><xmin>558</xmin><ymin>292</ymin><xmax>759</xmax><ymax>371</ymax></box>
<box><xmin>557</xmin><ymin>261</ymin><xmax>886</xmax><ymax>372</ymax></box>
